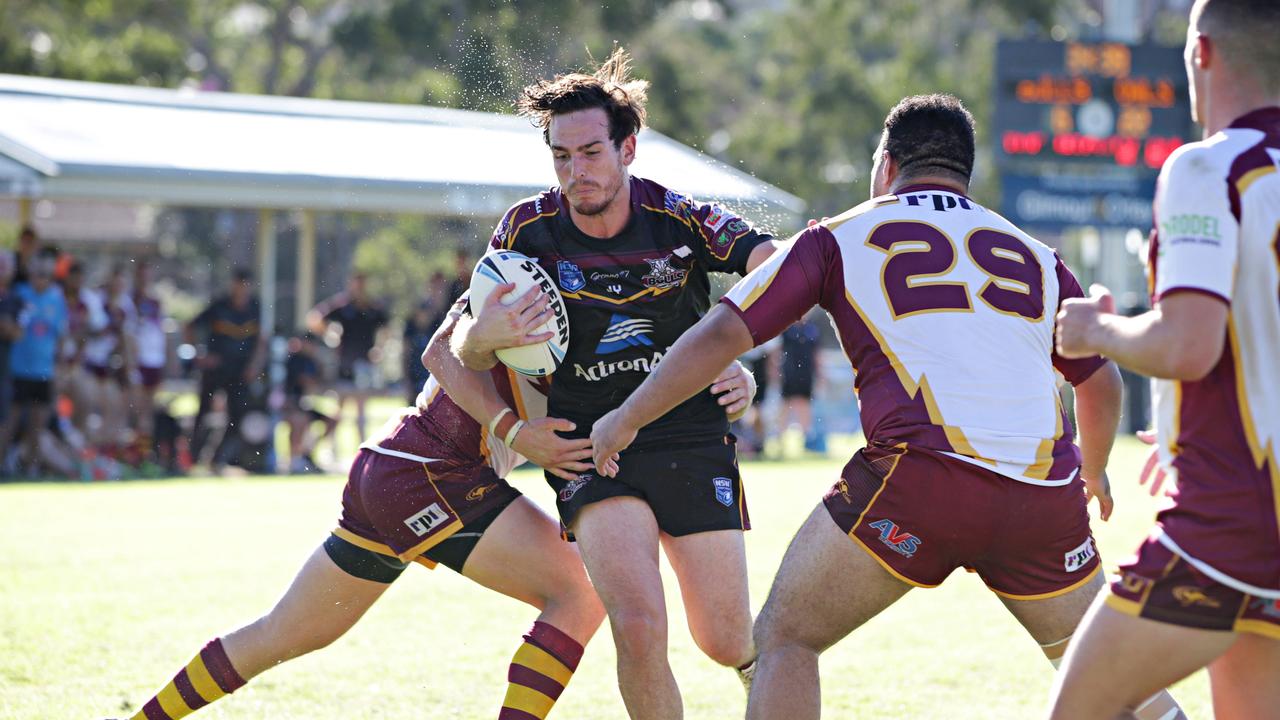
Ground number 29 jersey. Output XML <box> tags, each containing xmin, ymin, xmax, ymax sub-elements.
<box><xmin>723</xmin><ymin>184</ymin><xmax>1104</xmax><ymax>486</ymax></box>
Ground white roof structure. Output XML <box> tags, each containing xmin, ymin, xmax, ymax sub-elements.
<box><xmin>0</xmin><ymin>73</ymin><xmax>803</xmax><ymax>220</ymax></box>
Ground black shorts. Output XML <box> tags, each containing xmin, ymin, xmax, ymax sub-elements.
<box><xmin>749</xmin><ymin>356</ymin><xmax>769</xmax><ymax>406</ymax></box>
<box><xmin>781</xmin><ymin>369</ymin><xmax>814</xmax><ymax>399</ymax></box>
<box><xmin>548</xmin><ymin>437</ymin><xmax>750</xmax><ymax>537</ymax></box>
<box><xmin>12</xmin><ymin>378</ymin><xmax>52</xmax><ymax>405</ymax></box>
<box><xmin>324</xmin><ymin>493</ymin><xmax>517</xmax><ymax>582</ymax></box>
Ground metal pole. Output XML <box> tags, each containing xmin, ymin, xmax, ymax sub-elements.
<box><xmin>257</xmin><ymin>208</ymin><xmax>277</xmax><ymax>338</ymax></box>
<box><xmin>296</xmin><ymin>210</ymin><xmax>316</xmax><ymax>330</ymax></box>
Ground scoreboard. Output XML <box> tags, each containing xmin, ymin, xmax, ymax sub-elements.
<box><xmin>994</xmin><ymin>39</ymin><xmax>1194</xmax><ymax>230</ymax></box>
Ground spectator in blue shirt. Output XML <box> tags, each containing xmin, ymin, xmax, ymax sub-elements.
<box><xmin>0</xmin><ymin>250</ymin><xmax>68</xmax><ymax>476</ymax></box>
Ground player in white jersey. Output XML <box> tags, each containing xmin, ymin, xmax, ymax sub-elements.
<box><xmin>593</xmin><ymin>94</ymin><xmax>1184</xmax><ymax>719</ymax></box>
<box><xmin>1052</xmin><ymin>1</ymin><xmax>1280</xmax><ymax>717</ymax></box>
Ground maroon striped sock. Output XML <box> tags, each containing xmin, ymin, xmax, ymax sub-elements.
<box><xmin>497</xmin><ymin>622</ymin><xmax>584</xmax><ymax>719</ymax></box>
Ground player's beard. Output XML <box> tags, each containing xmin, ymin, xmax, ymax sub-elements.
<box><xmin>568</xmin><ymin>170</ymin><xmax>625</xmax><ymax>217</ymax></box>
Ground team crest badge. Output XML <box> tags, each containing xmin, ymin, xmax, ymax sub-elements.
<box><xmin>713</xmin><ymin>477</ymin><xmax>734</xmax><ymax>507</ymax></box>
<box><xmin>557</xmin><ymin>260</ymin><xmax>586</xmax><ymax>292</ymax></box>
<box><xmin>641</xmin><ymin>254</ymin><xmax>688</xmax><ymax>289</ymax></box>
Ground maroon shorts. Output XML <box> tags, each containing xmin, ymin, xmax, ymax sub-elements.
<box><xmin>335</xmin><ymin>448</ymin><xmax>521</xmax><ymax>569</ymax></box>
<box><xmin>138</xmin><ymin>365</ymin><xmax>164</xmax><ymax>390</ymax></box>
<box><xmin>1107</xmin><ymin>535</ymin><xmax>1280</xmax><ymax>639</ymax></box>
<box><xmin>824</xmin><ymin>444</ymin><xmax>1101</xmax><ymax>598</ymax></box>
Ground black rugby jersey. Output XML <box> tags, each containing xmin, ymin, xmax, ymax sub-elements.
<box><xmin>489</xmin><ymin>176</ymin><xmax>773</xmax><ymax>450</ymax></box>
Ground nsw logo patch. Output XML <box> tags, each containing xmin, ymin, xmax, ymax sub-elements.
<box><xmin>557</xmin><ymin>259</ymin><xmax>586</xmax><ymax>292</ymax></box>
<box><xmin>596</xmin><ymin>314</ymin><xmax>655</xmax><ymax>354</ymax></box>
<box><xmin>713</xmin><ymin>477</ymin><xmax>734</xmax><ymax>507</ymax></box>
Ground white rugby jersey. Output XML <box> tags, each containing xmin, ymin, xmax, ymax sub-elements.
<box><xmin>1145</xmin><ymin>107</ymin><xmax>1280</xmax><ymax>596</ymax></box>
<box><xmin>722</xmin><ymin>184</ymin><xmax>1104</xmax><ymax>486</ymax></box>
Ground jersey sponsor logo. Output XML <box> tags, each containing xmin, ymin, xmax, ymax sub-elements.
<box><xmin>1172</xmin><ymin>586</ymin><xmax>1222</xmax><ymax>609</ymax></box>
<box><xmin>589</xmin><ymin>270</ymin><xmax>630</xmax><ymax>282</ymax></box>
<box><xmin>641</xmin><ymin>254</ymin><xmax>688</xmax><ymax>289</ymax></box>
<box><xmin>404</xmin><ymin>502</ymin><xmax>450</xmax><ymax>537</ymax></box>
<box><xmin>559</xmin><ymin>473</ymin><xmax>593</xmax><ymax>501</ymax></box>
<box><xmin>1250</xmin><ymin>597</ymin><xmax>1280</xmax><ymax>619</ymax></box>
<box><xmin>1063</xmin><ymin>537</ymin><xmax>1096</xmax><ymax>572</ymax></box>
<box><xmin>573</xmin><ymin>350</ymin><xmax>665</xmax><ymax>382</ymax></box>
<box><xmin>557</xmin><ymin>260</ymin><xmax>587</xmax><ymax>292</ymax></box>
<box><xmin>664</xmin><ymin>189</ymin><xmax>691</xmax><ymax>216</ymax></box>
<box><xmin>465</xmin><ymin>483</ymin><xmax>500</xmax><ymax>502</ymax></box>
<box><xmin>1116</xmin><ymin>571</ymin><xmax>1153</xmax><ymax>596</ymax></box>
<box><xmin>596</xmin><ymin>314</ymin><xmax>655</xmax><ymax>354</ymax></box>
<box><xmin>867</xmin><ymin>518</ymin><xmax>922</xmax><ymax>558</ymax></box>
<box><xmin>713</xmin><ymin>477</ymin><xmax>734</xmax><ymax>507</ymax></box>
<box><xmin>902</xmin><ymin>192</ymin><xmax>975</xmax><ymax>212</ymax></box>
<box><xmin>725</xmin><ymin>218</ymin><xmax>750</xmax><ymax>237</ymax></box>
<box><xmin>705</xmin><ymin>204</ymin><xmax>731</xmax><ymax>233</ymax></box>
<box><xmin>519</xmin><ymin>259</ymin><xmax>570</xmax><ymax>346</ymax></box>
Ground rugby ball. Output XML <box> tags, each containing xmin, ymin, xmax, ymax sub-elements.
<box><xmin>470</xmin><ymin>250</ymin><xmax>569</xmax><ymax>377</ymax></box>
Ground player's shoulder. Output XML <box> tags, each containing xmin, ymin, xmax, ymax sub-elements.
<box><xmin>494</xmin><ymin>189</ymin><xmax>562</xmax><ymax>248</ymax></box>
<box><xmin>1160</xmin><ymin>131</ymin><xmax>1262</xmax><ymax>188</ymax></box>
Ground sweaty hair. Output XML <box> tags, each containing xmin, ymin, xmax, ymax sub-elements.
<box><xmin>516</xmin><ymin>47</ymin><xmax>649</xmax><ymax>148</ymax></box>
<box><xmin>881</xmin><ymin>94</ymin><xmax>976</xmax><ymax>185</ymax></box>
<box><xmin>1193</xmin><ymin>0</ymin><xmax>1280</xmax><ymax>94</ymax></box>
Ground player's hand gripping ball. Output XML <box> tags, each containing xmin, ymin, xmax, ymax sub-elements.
<box><xmin>469</xmin><ymin>250</ymin><xmax>570</xmax><ymax>376</ymax></box>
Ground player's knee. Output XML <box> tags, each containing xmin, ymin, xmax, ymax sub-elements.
<box><xmin>691</xmin><ymin>625</ymin><xmax>752</xmax><ymax>668</ymax></box>
<box><xmin>608</xmin><ymin>605</ymin><xmax>667</xmax><ymax>661</ymax></box>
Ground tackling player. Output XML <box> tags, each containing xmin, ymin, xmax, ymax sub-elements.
<box><xmin>1051</xmin><ymin>1</ymin><xmax>1280</xmax><ymax>717</ymax></box>
<box><xmin>442</xmin><ymin>49</ymin><xmax>778</xmax><ymax>719</ymax></box>
<box><xmin>112</xmin><ymin>294</ymin><xmax>604</xmax><ymax>720</ymax></box>
<box><xmin>592</xmin><ymin>94</ymin><xmax>1182</xmax><ymax>719</ymax></box>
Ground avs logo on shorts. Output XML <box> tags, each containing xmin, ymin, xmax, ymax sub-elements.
<box><xmin>596</xmin><ymin>314</ymin><xmax>655</xmax><ymax>354</ymax></box>
<box><xmin>713</xmin><ymin>477</ymin><xmax>734</xmax><ymax>507</ymax></box>
<box><xmin>867</xmin><ymin>518</ymin><xmax>921</xmax><ymax>558</ymax></box>
<box><xmin>1063</xmin><ymin>538</ymin><xmax>1096</xmax><ymax>572</ymax></box>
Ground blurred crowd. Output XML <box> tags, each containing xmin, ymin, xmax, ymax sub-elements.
<box><xmin>0</xmin><ymin>224</ymin><xmax>830</xmax><ymax>480</ymax></box>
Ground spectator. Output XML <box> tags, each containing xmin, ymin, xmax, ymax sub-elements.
<box><xmin>83</xmin><ymin>265</ymin><xmax>137</xmax><ymax>454</ymax></box>
<box><xmin>283</xmin><ymin>332</ymin><xmax>335</xmax><ymax>473</ymax></box>
<box><xmin>401</xmin><ymin>299</ymin><xmax>437</xmax><ymax>405</ymax></box>
<box><xmin>307</xmin><ymin>272</ymin><xmax>389</xmax><ymax>451</ymax></box>
<box><xmin>446</xmin><ymin>248</ymin><xmax>471</xmax><ymax>302</ymax></box>
<box><xmin>735</xmin><ymin>336</ymin><xmax>779</xmax><ymax>458</ymax></box>
<box><xmin>57</xmin><ymin>260</ymin><xmax>108</xmax><ymax>441</ymax></box>
<box><xmin>185</xmin><ymin>267</ymin><xmax>267</xmax><ymax>471</ymax></box>
<box><xmin>0</xmin><ymin>250</ymin><xmax>69</xmax><ymax>476</ymax></box>
<box><xmin>131</xmin><ymin>261</ymin><xmax>169</xmax><ymax>466</ymax></box>
<box><xmin>11</xmin><ymin>225</ymin><xmax>39</xmax><ymax>287</ymax></box>
<box><xmin>0</xmin><ymin>252</ymin><xmax>23</xmax><ymax>425</ymax></box>
<box><xmin>779</xmin><ymin>314</ymin><xmax>825</xmax><ymax>453</ymax></box>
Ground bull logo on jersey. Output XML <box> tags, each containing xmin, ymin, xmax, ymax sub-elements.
<box><xmin>559</xmin><ymin>473</ymin><xmax>593</xmax><ymax>501</ymax></box>
<box><xmin>867</xmin><ymin>518</ymin><xmax>922</xmax><ymax>558</ymax></box>
<box><xmin>1251</xmin><ymin>597</ymin><xmax>1280</xmax><ymax>619</ymax></box>
<box><xmin>641</xmin><ymin>254</ymin><xmax>688</xmax><ymax>289</ymax></box>
<box><xmin>713</xmin><ymin>477</ymin><xmax>734</xmax><ymax>507</ymax></box>
<box><xmin>597</xmin><ymin>314</ymin><xmax>655</xmax><ymax>355</ymax></box>
<box><xmin>557</xmin><ymin>260</ymin><xmax>586</xmax><ymax>292</ymax></box>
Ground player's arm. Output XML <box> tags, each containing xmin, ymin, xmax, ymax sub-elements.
<box><xmin>593</xmin><ymin>225</ymin><xmax>837</xmax><ymax>473</ymax></box>
<box><xmin>1070</xmin><ymin>360</ymin><xmax>1122</xmax><ymax>521</ymax></box>
<box><xmin>426</xmin><ymin>296</ymin><xmax>593</xmax><ymax>480</ymax></box>
<box><xmin>1058</xmin><ymin>290</ymin><xmax>1228</xmax><ymax>380</ymax></box>
<box><xmin>744</xmin><ymin>240</ymin><xmax>786</xmax><ymax>274</ymax></box>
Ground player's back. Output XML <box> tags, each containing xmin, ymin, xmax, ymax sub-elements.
<box><xmin>823</xmin><ymin>185</ymin><xmax>1096</xmax><ymax>485</ymax></box>
<box><xmin>1146</xmin><ymin>107</ymin><xmax>1280</xmax><ymax>594</ymax></box>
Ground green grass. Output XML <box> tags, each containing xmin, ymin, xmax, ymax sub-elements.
<box><xmin>0</xmin><ymin>437</ymin><xmax>1211</xmax><ymax>719</ymax></box>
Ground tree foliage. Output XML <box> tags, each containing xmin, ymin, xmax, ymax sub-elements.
<box><xmin>0</xmin><ymin>0</ymin><xmax>1085</xmax><ymax>219</ymax></box>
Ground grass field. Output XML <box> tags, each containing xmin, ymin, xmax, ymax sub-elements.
<box><xmin>0</xmin><ymin>436</ymin><xmax>1212</xmax><ymax>719</ymax></box>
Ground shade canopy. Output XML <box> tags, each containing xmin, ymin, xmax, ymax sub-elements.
<box><xmin>0</xmin><ymin>73</ymin><xmax>803</xmax><ymax>221</ymax></box>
